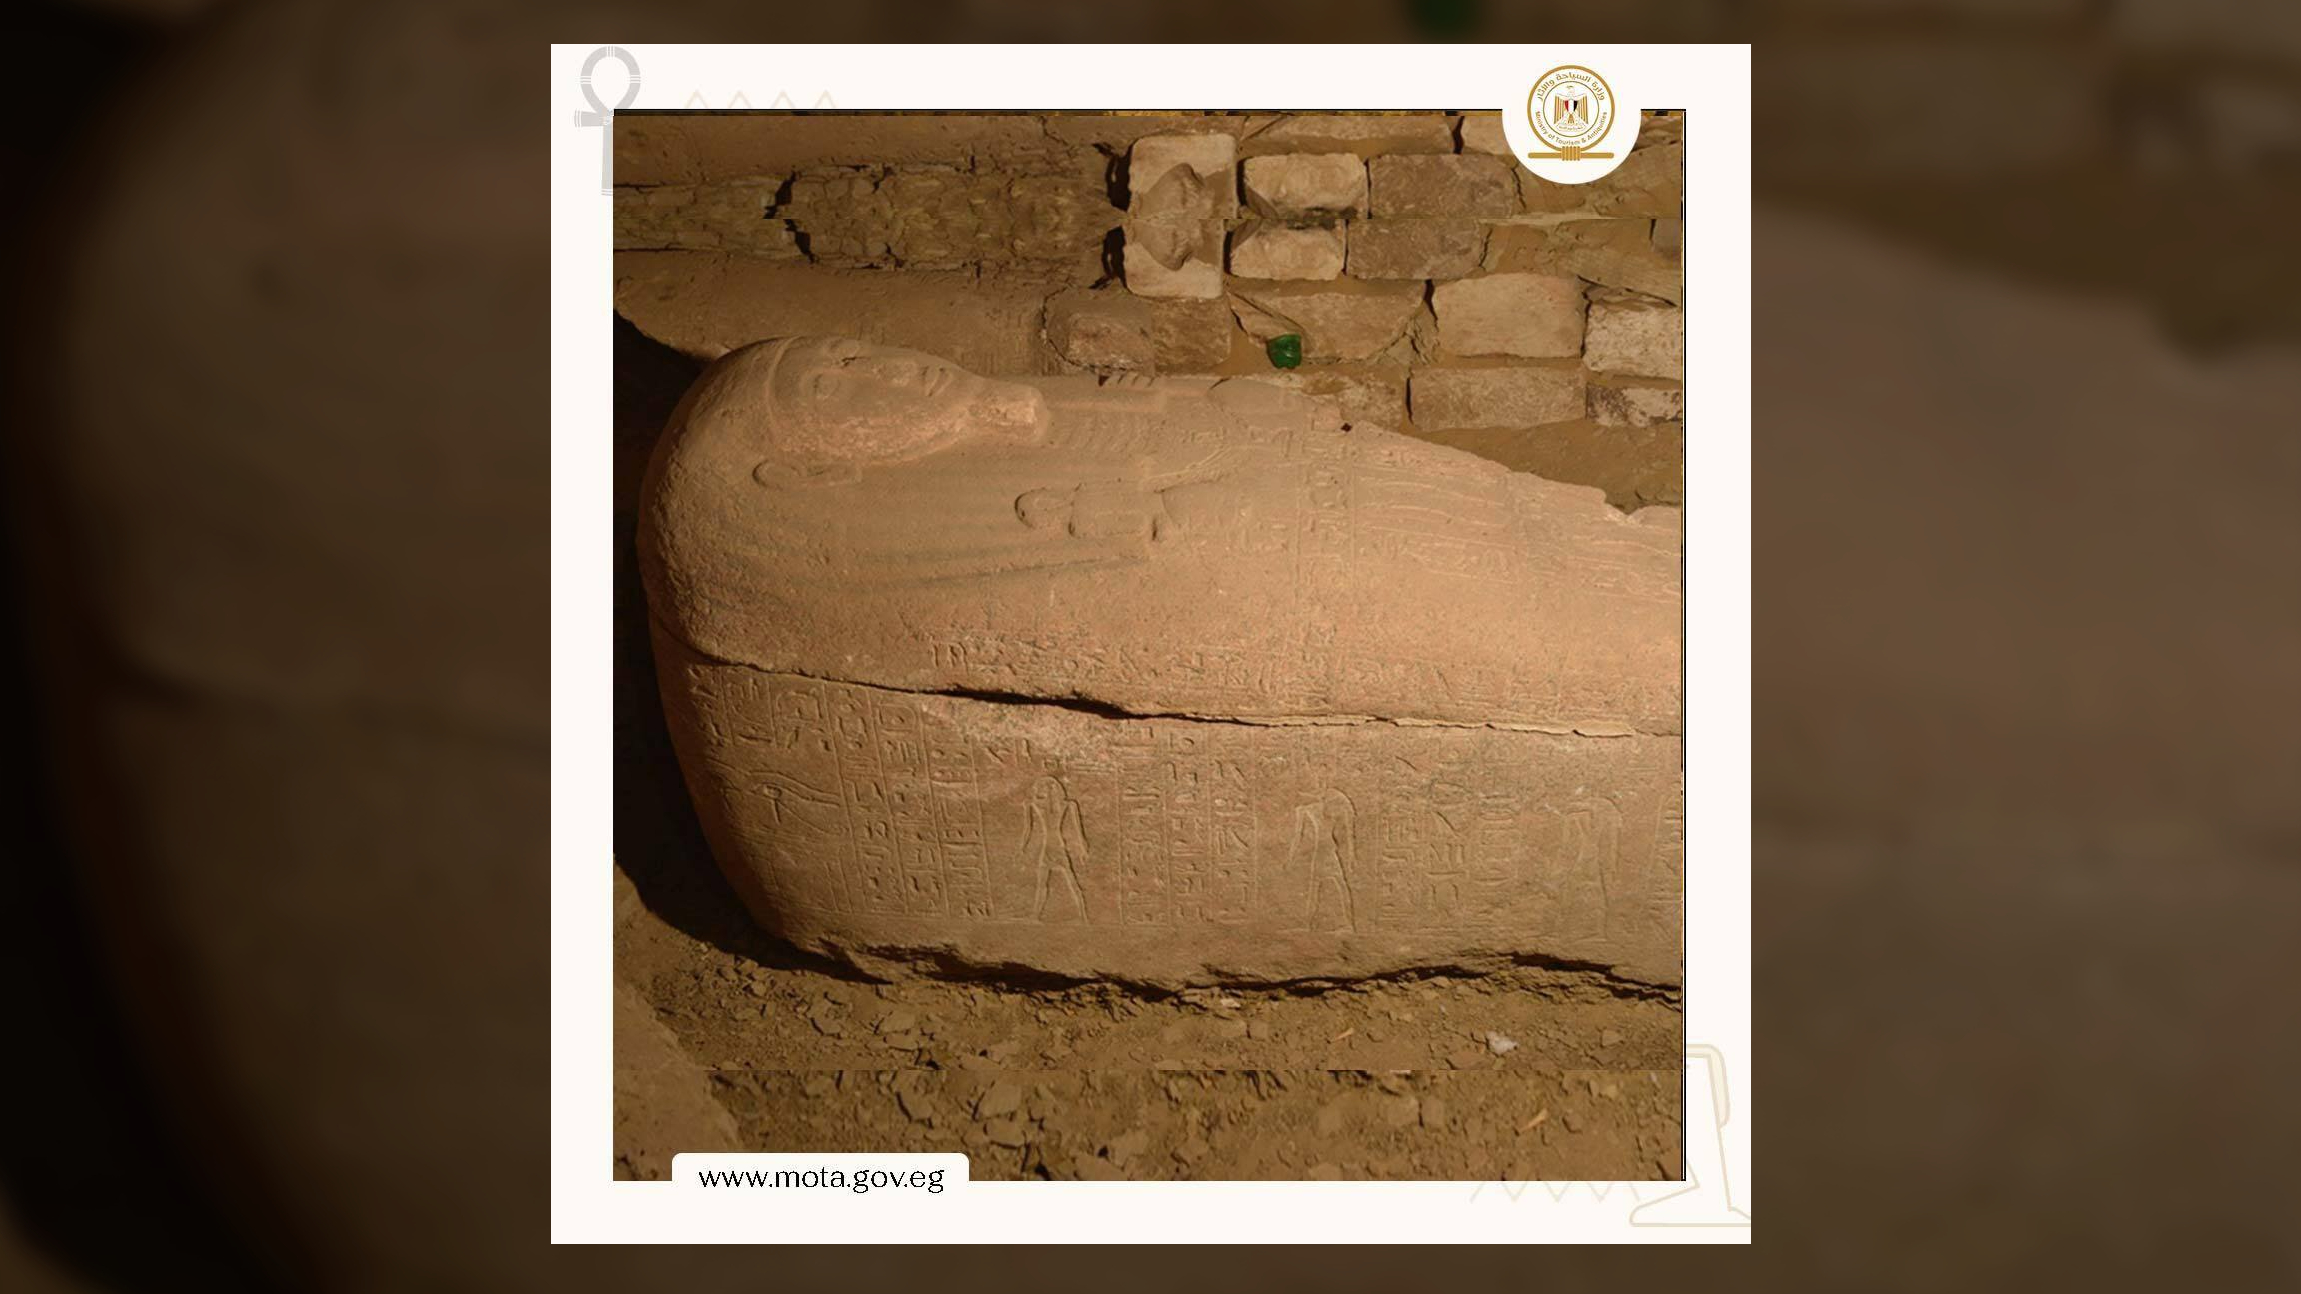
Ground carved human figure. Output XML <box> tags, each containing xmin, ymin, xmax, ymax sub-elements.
<box><xmin>1293</xmin><ymin>790</ymin><xmax>1358</xmax><ymax>932</ymax></box>
<box><xmin>1563</xmin><ymin>797</ymin><xmax>1623</xmax><ymax>907</ymax></box>
<box><xmin>734</xmin><ymin>335</ymin><xmax>1049</xmax><ymax>482</ymax></box>
<box><xmin>1023</xmin><ymin>776</ymin><xmax>1089</xmax><ymax>922</ymax></box>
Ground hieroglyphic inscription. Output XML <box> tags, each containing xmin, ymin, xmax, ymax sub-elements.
<box><xmin>1063</xmin><ymin>729</ymin><xmax>1256</xmax><ymax>928</ymax></box>
<box><xmin>1371</xmin><ymin>760</ymin><xmax>1527</xmax><ymax>928</ymax></box>
<box><xmin>1563</xmin><ymin>796</ymin><xmax>1624</xmax><ymax>908</ymax></box>
<box><xmin>1349</xmin><ymin>467</ymin><xmax>1524</xmax><ymax>588</ymax></box>
<box><xmin>933</xmin><ymin>632</ymin><xmax>1299</xmax><ymax>710</ymax></box>
<box><xmin>789</xmin><ymin>678</ymin><xmax>993</xmax><ymax>920</ymax></box>
<box><xmin>1297</xmin><ymin>434</ymin><xmax>1353</xmax><ymax>595</ymax></box>
<box><xmin>1114</xmin><ymin>731</ymin><xmax>1166</xmax><ymax>925</ymax></box>
<box><xmin>690</xmin><ymin>666</ymin><xmax>1670</xmax><ymax>947</ymax></box>
<box><xmin>1171</xmin><ymin>737</ymin><xmax>1256</xmax><ymax>925</ymax></box>
<box><xmin>1622</xmin><ymin>792</ymin><xmax>1684</xmax><ymax>954</ymax></box>
<box><xmin>925</xmin><ymin>715</ymin><xmax>995</xmax><ymax>919</ymax></box>
<box><xmin>930</xmin><ymin>628</ymin><xmax>1644</xmax><ymax>733</ymax></box>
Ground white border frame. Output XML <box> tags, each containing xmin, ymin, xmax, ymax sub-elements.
<box><xmin>553</xmin><ymin>42</ymin><xmax>1750</xmax><ymax>1243</ymax></box>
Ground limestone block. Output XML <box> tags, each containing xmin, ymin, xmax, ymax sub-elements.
<box><xmin>1517</xmin><ymin>169</ymin><xmax>1583</xmax><ymax>215</ymax></box>
<box><xmin>1585</xmin><ymin>301</ymin><xmax>1684</xmax><ymax>378</ymax></box>
<box><xmin>1486</xmin><ymin>220</ymin><xmax>1682</xmax><ymax>305</ymax></box>
<box><xmin>1046</xmin><ymin>288</ymin><xmax>1156</xmax><ymax>372</ymax></box>
<box><xmin>638</xmin><ymin>337</ymin><xmax>1683</xmax><ymax>987</ymax></box>
<box><xmin>1587</xmin><ymin>141</ymin><xmax>1683</xmax><ymax>218</ymax></box>
<box><xmin>873</xmin><ymin>168</ymin><xmax>983</xmax><ymax>269</ymax></box>
<box><xmin>1589</xmin><ymin>382</ymin><xmax>1686</xmax><ymax>428</ymax></box>
<box><xmin>1481</xmin><ymin>224</ymin><xmax>1548</xmax><ymax>271</ymax></box>
<box><xmin>1368</xmin><ymin>154</ymin><xmax>1518</xmax><ymax>218</ymax></box>
<box><xmin>1516</xmin><ymin>135</ymin><xmax>1682</xmax><ymax>218</ymax></box>
<box><xmin>1125</xmin><ymin>134</ymin><xmax>1238</xmax><ymax>300</ymax></box>
<box><xmin>1410</xmin><ymin>366</ymin><xmax>1586</xmax><ymax>430</ymax></box>
<box><xmin>766</xmin><ymin>163</ymin><xmax>1118</xmax><ymax>276</ymax></box>
<box><xmin>1147</xmin><ymin>298</ymin><xmax>1237</xmax><ymax>372</ymax></box>
<box><xmin>1457</xmin><ymin>112</ymin><xmax>1511</xmax><ymax>155</ymax></box>
<box><xmin>779</xmin><ymin>169</ymin><xmax>891</xmax><ymax>264</ymax></box>
<box><xmin>1241</xmin><ymin>113</ymin><xmax>1456</xmax><ymax>156</ymax></box>
<box><xmin>1130</xmin><ymin>134</ymin><xmax>1240</xmax><ymax>213</ymax></box>
<box><xmin>613</xmin><ymin>181</ymin><xmax>801</xmax><ymax>257</ymax></box>
<box><xmin>1652</xmin><ymin>217</ymin><xmax>1683</xmax><ymax>260</ymax></box>
<box><xmin>613</xmin><ymin>255</ymin><xmax>1058</xmax><ymax>374</ymax></box>
<box><xmin>1241</xmin><ymin>154</ymin><xmax>1368</xmax><ymax>219</ymax></box>
<box><xmin>1228</xmin><ymin>221</ymin><xmax>1347</xmax><ymax>281</ymax></box>
<box><xmin>1234</xmin><ymin>367</ymin><xmax>1409</xmax><ymax>432</ymax></box>
<box><xmin>1010</xmin><ymin>170</ymin><xmax>1128</xmax><ymax>265</ymax></box>
<box><xmin>1044</xmin><ymin>115</ymin><xmax>1249</xmax><ymax>152</ymax></box>
<box><xmin>1347</xmin><ymin>220</ymin><xmax>1485</xmax><ymax>280</ymax></box>
<box><xmin>1433</xmin><ymin>273</ymin><xmax>1587</xmax><ymax>359</ymax></box>
<box><xmin>1124</xmin><ymin>246</ymin><xmax>1224</xmax><ymax>299</ymax></box>
<box><xmin>1415</xmin><ymin>422</ymin><xmax>1684</xmax><ymax>514</ymax></box>
<box><xmin>1227</xmin><ymin>281</ymin><xmax>1425</xmax><ymax>363</ymax></box>
<box><xmin>615</xmin><ymin>113</ymin><xmax>1070</xmax><ymax>186</ymax></box>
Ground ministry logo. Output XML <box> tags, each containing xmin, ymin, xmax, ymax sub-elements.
<box><xmin>1526</xmin><ymin>64</ymin><xmax>1616</xmax><ymax>162</ymax></box>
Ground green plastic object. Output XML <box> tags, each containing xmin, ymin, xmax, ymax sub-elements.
<box><xmin>1266</xmin><ymin>333</ymin><xmax>1303</xmax><ymax>369</ymax></box>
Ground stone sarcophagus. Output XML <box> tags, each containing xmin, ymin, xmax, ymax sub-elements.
<box><xmin>638</xmin><ymin>338</ymin><xmax>1683</xmax><ymax>987</ymax></box>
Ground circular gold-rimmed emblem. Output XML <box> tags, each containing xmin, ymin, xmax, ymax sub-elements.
<box><xmin>1526</xmin><ymin>65</ymin><xmax>1616</xmax><ymax>162</ymax></box>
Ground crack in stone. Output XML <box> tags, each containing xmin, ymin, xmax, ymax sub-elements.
<box><xmin>818</xmin><ymin>933</ymin><xmax>1679</xmax><ymax>998</ymax></box>
<box><xmin>660</xmin><ymin>621</ymin><xmax>1675</xmax><ymax>738</ymax></box>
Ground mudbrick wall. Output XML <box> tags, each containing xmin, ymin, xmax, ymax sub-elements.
<box><xmin>613</xmin><ymin>111</ymin><xmax>1685</xmax><ymax>511</ymax></box>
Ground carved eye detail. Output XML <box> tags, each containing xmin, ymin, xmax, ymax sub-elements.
<box><xmin>807</xmin><ymin>371</ymin><xmax>840</xmax><ymax>401</ymax></box>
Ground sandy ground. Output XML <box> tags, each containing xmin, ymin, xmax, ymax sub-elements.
<box><xmin>612</xmin><ymin>848</ymin><xmax>1682</xmax><ymax>1181</ymax></box>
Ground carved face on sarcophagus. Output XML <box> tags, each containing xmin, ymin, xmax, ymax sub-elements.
<box><xmin>639</xmin><ymin>337</ymin><xmax>1683</xmax><ymax>988</ymax></box>
<box><xmin>673</xmin><ymin>336</ymin><xmax>1052</xmax><ymax>480</ymax></box>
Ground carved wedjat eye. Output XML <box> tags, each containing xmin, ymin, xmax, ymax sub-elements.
<box><xmin>806</xmin><ymin>370</ymin><xmax>840</xmax><ymax>401</ymax></box>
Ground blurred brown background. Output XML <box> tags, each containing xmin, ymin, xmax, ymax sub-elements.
<box><xmin>3</xmin><ymin>0</ymin><xmax>2298</xmax><ymax>1286</ymax></box>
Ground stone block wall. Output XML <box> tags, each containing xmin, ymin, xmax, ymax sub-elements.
<box><xmin>614</xmin><ymin>111</ymin><xmax>1684</xmax><ymax>510</ymax></box>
